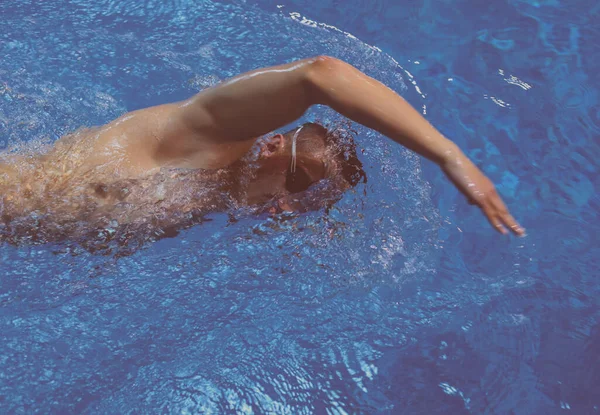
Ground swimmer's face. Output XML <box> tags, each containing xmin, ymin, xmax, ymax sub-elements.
<box><xmin>246</xmin><ymin>126</ymin><xmax>331</xmax><ymax>207</ymax></box>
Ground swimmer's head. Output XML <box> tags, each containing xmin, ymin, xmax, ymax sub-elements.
<box><xmin>245</xmin><ymin>122</ymin><xmax>366</xmax><ymax>211</ymax></box>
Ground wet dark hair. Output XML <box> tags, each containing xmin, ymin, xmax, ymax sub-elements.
<box><xmin>272</xmin><ymin>122</ymin><xmax>367</xmax><ymax>213</ymax></box>
<box><xmin>283</xmin><ymin>122</ymin><xmax>366</xmax><ymax>189</ymax></box>
<box><xmin>325</xmin><ymin>123</ymin><xmax>367</xmax><ymax>188</ymax></box>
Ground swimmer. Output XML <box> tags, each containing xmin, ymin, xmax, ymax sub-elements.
<box><xmin>0</xmin><ymin>56</ymin><xmax>524</xmax><ymax>248</ymax></box>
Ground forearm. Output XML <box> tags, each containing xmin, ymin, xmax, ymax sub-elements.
<box><xmin>306</xmin><ymin>56</ymin><xmax>462</xmax><ymax>166</ymax></box>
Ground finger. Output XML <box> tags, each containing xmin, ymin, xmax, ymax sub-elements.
<box><xmin>490</xmin><ymin>195</ymin><xmax>525</xmax><ymax>236</ymax></box>
<box><xmin>277</xmin><ymin>198</ymin><xmax>294</xmax><ymax>212</ymax></box>
<box><xmin>500</xmin><ymin>211</ymin><xmax>525</xmax><ymax>236</ymax></box>
<box><xmin>482</xmin><ymin>205</ymin><xmax>508</xmax><ymax>235</ymax></box>
<box><xmin>490</xmin><ymin>191</ymin><xmax>509</xmax><ymax>212</ymax></box>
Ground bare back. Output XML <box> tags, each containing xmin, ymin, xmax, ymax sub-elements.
<box><xmin>0</xmin><ymin>103</ymin><xmax>246</xmax><ymax>251</ymax></box>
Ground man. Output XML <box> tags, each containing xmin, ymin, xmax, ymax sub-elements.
<box><xmin>0</xmin><ymin>56</ymin><xmax>524</xmax><ymax>247</ymax></box>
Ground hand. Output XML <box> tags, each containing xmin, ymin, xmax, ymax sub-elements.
<box><xmin>441</xmin><ymin>152</ymin><xmax>525</xmax><ymax>236</ymax></box>
<box><xmin>267</xmin><ymin>197</ymin><xmax>295</xmax><ymax>214</ymax></box>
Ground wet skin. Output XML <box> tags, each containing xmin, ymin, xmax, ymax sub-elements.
<box><xmin>1</xmin><ymin>56</ymin><xmax>524</xmax><ymax>236</ymax></box>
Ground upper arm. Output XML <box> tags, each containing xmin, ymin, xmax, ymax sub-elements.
<box><xmin>173</xmin><ymin>57</ymin><xmax>332</xmax><ymax>144</ymax></box>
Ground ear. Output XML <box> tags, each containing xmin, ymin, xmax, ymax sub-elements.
<box><xmin>262</xmin><ymin>133</ymin><xmax>285</xmax><ymax>157</ymax></box>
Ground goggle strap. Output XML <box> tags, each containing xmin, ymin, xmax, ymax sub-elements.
<box><xmin>290</xmin><ymin>125</ymin><xmax>304</xmax><ymax>174</ymax></box>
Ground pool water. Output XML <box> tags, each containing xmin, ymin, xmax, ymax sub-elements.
<box><xmin>1</xmin><ymin>0</ymin><xmax>598</xmax><ymax>413</ymax></box>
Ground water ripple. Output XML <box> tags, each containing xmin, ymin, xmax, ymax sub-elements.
<box><xmin>1</xmin><ymin>0</ymin><xmax>599</xmax><ymax>413</ymax></box>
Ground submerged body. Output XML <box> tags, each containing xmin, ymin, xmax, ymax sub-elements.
<box><xmin>0</xmin><ymin>56</ymin><xmax>524</xmax><ymax>250</ymax></box>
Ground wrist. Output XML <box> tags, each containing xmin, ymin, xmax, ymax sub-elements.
<box><xmin>438</xmin><ymin>142</ymin><xmax>465</xmax><ymax>169</ymax></box>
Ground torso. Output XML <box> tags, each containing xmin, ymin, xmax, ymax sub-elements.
<box><xmin>0</xmin><ymin>102</ymin><xmax>254</xmax><ymax>246</ymax></box>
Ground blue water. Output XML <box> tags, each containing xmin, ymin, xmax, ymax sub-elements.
<box><xmin>1</xmin><ymin>0</ymin><xmax>598</xmax><ymax>413</ymax></box>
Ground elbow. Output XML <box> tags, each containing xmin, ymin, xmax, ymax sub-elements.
<box><xmin>305</xmin><ymin>55</ymin><xmax>346</xmax><ymax>78</ymax></box>
<box><xmin>310</xmin><ymin>55</ymin><xmax>345</xmax><ymax>67</ymax></box>
<box><xmin>303</xmin><ymin>55</ymin><xmax>346</xmax><ymax>104</ymax></box>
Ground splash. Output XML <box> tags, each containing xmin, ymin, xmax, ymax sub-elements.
<box><xmin>0</xmin><ymin>127</ymin><xmax>240</xmax><ymax>254</ymax></box>
<box><xmin>0</xmin><ymin>121</ymin><xmax>366</xmax><ymax>256</ymax></box>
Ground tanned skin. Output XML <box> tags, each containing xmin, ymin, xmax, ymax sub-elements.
<box><xmin>3</xmin><ymin>56</ymin><xmax>525</xmax><ymax>236</ymax></box>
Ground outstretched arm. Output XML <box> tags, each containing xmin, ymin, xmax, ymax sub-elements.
<box><xmin>177</xmin><ymin>56</ymin><xmax>524</xmax><ymax>236</ymax></box>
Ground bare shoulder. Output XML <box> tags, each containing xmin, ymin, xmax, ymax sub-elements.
<box><xmin>80</xmin><ymin>103</ymin><xmax>182</xmax><ymax>174</ymax></box>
